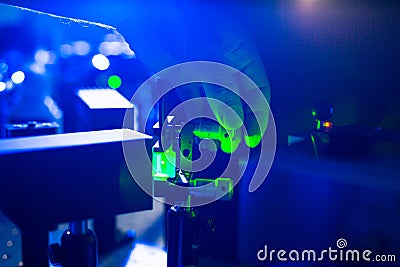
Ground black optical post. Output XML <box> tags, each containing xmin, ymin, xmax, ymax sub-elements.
<box><xmin>154</xmin><ymin>94</ymin><xmax>233</xmax><ymax>267</ymax></box>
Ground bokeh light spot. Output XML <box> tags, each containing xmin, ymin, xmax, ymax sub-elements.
<box><xmin>108</xmin><ymin>75</ymin><xmax>122</xmax><ymax>89</ymax></box>
<box><xmin>11</xmin><ymin>71</ymin><xmax>25</xmax><ymax>84</ymax></box>
<box><xmin>92</xmin><ymin>54</ymin><xmax>110</xmax><ymax>71</ymax></box>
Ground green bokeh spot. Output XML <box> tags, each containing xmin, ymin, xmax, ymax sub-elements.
<box><xmin>108</xmin><ymin>75</ymin><xmax>122</xmax><ymax>89</ymax></box>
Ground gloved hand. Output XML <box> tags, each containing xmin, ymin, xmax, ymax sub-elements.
<box><xmin>116</xmin><ymin>2</ymin><xmax>271</xmax><ymax>153</ymax></box>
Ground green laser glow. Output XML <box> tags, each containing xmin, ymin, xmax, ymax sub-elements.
<box><xmin>152</xmin><ymin>149</ymin><xmax>176</xmax><ymax>181</ymax></box>
<box><xmin>193</xmin><ymin>125</ymin><xmax>240</xmax><ymax>153</ymax></box>
<box><xmin>108</xmin><ymin>75</ymin><xmax>122</xmax><ymax>89</ymax></box>
<box><xmin>244</xmin><ymin>134</ymin><xmax>261</xmax><ymax>148</ymax></box>
<box><xmin>316</xmin><ymin>120</ymin><xmax>321</xmax><ymax>130</ymax></box>
<box><xmin>310</xmin><ymin>134</ymin><xmax>320</xmax><ymax>160</ymax></box>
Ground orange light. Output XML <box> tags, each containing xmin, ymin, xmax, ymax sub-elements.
<box><xmin>322</xmin><ymin>121</ymin><xmax>332</xmax><ymax>129</ymax></box>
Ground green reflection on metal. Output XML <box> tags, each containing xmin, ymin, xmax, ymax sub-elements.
<box><xmin>152</xmin><ymin>149</ymin><xmax>176</xmax><ymax>181</ymax></box>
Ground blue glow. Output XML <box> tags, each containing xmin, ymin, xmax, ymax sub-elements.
<box><xmin>60</xmin><ymin>44</ymin><xmax>73</xmax><ymax>58</ymax></box>
<box><xmin>0</xmin><ymin>62</ymin><xmax>8</xmax><ymax>74</ymax></box>
<box><xmin>0</xmin><ymin>82</ymin><xmax>6</xmax><ymax>92</ymax></box>
<box><xmin>73</xmin><ymin>41</ymin><xmax>91</xmax><ymax>56</ymax></box>
<box><xmin>44</xmin><ymin>96</ymin><xmax>63</xmax><ymax>120</ymax></box>
<box><xmin>29</xmin><ymin>63</ymin><xmax>45</xmax><ymax>75</ymax></box>
<box><xmin>99</xmin><ymin>41</ymin><xmax>135</xmax><ymax>57</ymax></box>
<box><xmin>125</xmin><ymin>243</ymin><xmax>166</xmax><ymax>267</ymax></box>
<box><xmin>11</xmin><ymin>71</ymin><xmax>25</xmax><ymax>84</ymax></box>
<box><xmin>5</xmin><ymin>80</ymin><xmax>13</xmax><ymax>90</ymax></box>
<box><xmin>92</xmin><ymin>54</ymin><xmax>110</xmax><ymax>71</ymax></box>
<box><xmin>34</xmin><ymin>50</ymin><xmax>50</xmax><ymax>64</ymax></box>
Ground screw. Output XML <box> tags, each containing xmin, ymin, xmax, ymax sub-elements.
<box><xmin>11</xmin><ymin>228</ymin><xmax>19</xmax><ymax>236</ymax></box>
